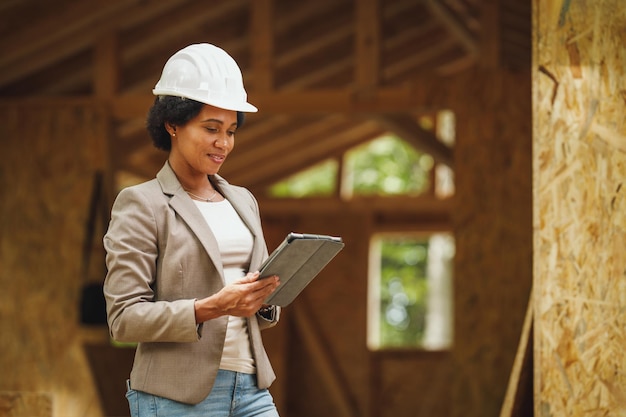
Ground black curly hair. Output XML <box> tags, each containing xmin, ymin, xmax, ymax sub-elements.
<box><xmin>146</xmin><ymin>96</ymin><xmax>245</xmax><ymax>151</ymax></box>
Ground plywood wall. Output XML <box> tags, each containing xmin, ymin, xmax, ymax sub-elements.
<box><xmin>533</xmin><ymin>1</ymin><xmax>626</xmax><ymax>414</ymax></box>
<box><xmin>0</xmin><ymin>102</ymin><xmax>109</xmax><ymax>417</ymax></box>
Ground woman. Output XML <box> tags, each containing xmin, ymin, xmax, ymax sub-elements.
<box><xmin>103</xmin><ymin>43</ymin><xmax>281</xmax><ymax>417</ymax></box>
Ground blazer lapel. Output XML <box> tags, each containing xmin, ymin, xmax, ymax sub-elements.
<box><xmin>155</xmin><ymin>162</ymin><xmax>266</xmax><ymax>278</ymax></box>
<box><xmin>156</xmin><ymin>163</ymin><xmax>225</xmax><ymax>281</ymax></box>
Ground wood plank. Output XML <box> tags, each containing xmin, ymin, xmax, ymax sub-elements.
<box><xmin>499</xmin><ymin>294</ymin><xmax>534</xmax><ymax>417</ymax></box>
<box><xmin>257</xmin><ymin>194</ymin><xmax>453</xmax><ymax>214</ymax></box>
<box><xmin>355</xmin><ymin>0</ymin><xmax>381</xmax><ymax>88</ymax></box>
<box><xmin>292</xmin><ymin>300</ymin><xmax>360</xmax><ymax>417</ymax></box>
<box><xmin>273</xmin><ymin>1</ymin><xmax>340</xmax><ymax>34</ymax></box>
<box><xmin>250</xmin><ymin>0</ymin><xmax>274</xmax><ymax>91</ymax></box>
<box><xmin>0</xmin><ymin>0</ymin><xmax>194</xmax><ymax>87</ymax></box>
<box><xmin>227</xmin><ymin>114</ymin><xmax>351</xmax><ymax>166</ymax></box>
<box><xmin>424</xmin><ymin>0</ymin><xmax>478</xmax><ymax>57</ymax></box>
<box><xmin>111</xmin><ymin>86</ymin><xmax>442</xmax><ymax>118</ymax></box>
<box><xmin>94</xmin><ymin>35</ymin><xmax>119</xmax><ymax>98</ymax></box>
<box><xmin>275</xmin><ymin>26</ymin><xmax>351</xmax><ymax>68</ymax></box>
<box><xmin>480</xmin><ymin>0</ymin><xmax>501</xmax><ymax>68</ymax></box>
<box><xmin>382</xmin><ymin>37</ymin><xmax>460</xmax><ymax>80</ymax></box>
<box><xmin>228</xmin><ymin>121</ymin><xmax>382</xmax><ymax>187</ymax></box>
<box><xmin>0</xmin><ymin>0</ymin><xmax>137</xmax><ymax>68</ymax></box>
<box><xmin>0</xmin><ymin>392</ymin><xmax>52</xmax><ymax>417</ymax></box>
<box><xmin>280</xmin><ymin>56</ymin><xmax>352</xmax><ymax>90</ymax></box>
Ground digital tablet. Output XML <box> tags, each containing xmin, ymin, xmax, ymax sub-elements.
<box><xmin>259</xmin><ymin>232</ymin><xmax>344</xmax><ymax>306</ymax></box>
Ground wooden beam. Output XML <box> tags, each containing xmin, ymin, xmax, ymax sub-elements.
<box><xmin>480</xmin><ymin>0</ymin><xmax>501</xmax><ymax>68</ymax></box>
<box><xmin>51</xmin><ymin>0</ymin><xmax>248</xmax><ymax>96</ymax></box>
<box><xmin>228</xmin><ymin>115</ymin><xmax>294</xmax><ymax>147</ymax></box>
<box><xmin>424</xmin><ymin>0</ymin><xmax>479</xmax><ymax>58</ymax></box>
<box><xmin>373</xmin><ymin>113</ymin><xmax>453</xmax><ymax>167</ymax></box>
<box><xmin>0</xmin><ymin>0</ymin><xmax>194</xmax><ymax>87</ymax></box>
<box><xmin>94</xmin><ymin>35</ymin><xmax>119</xmax><ymax>98</ymax></box>
<box><xmin>276</xmin><ymin>25</ymin><xmax>351</xmax><ymax>68</ymax></box>
<box><xmin>0</xmin><ymin>0</ymin><xmax>135</xmax><ymax>70</ymax></box>
<box><xmin>116</xmin><ymin>146</ymin><xmax>167</xmax><ymax>182</ymax></box>
<box><xmin>228</xmin><ymin>121</ymin><xmax>383</xmax><ymax>188</ymax></box>
<box><xmin>0</xmin><ymin>0</ymin><xmax>22</xmax><ymax>12</ymax></box>
<box><xmin>292</xmin><ymin>300</ymin><xmax>360</xmax><ymax>417</ymax></box>
<box><xmin>250</xmin><ymin>0</ymin><xmax>274</xmax><ymax>91</ymax></box>
<box><xmin>273</xmin><ymin>1</ymin><xmax>339</xmax><ymax>34</ymax></box>
<box><xmin>355</xmin><ymin>0</ymin><xmax>381</xmax><ymax>88</ymax></box>
<box><xmin>111</xmin><ymin>86</ymin><xmax>440</xmax><ymax>118</ymax></box>
<box><xmin>258</xmin><ymin>194</ymin><xmax>453</xmax><ymax>215</ymax></box>
<box><xmin>435</xmin><ymin>53</ymin><xmax>477</xmax><ymax>76</ymax></box>
<box><xmin>224</xmin><ymin>115</ymin><xmax>376</xmax><ymax>190</ymax></box>
<box><xmin>280</xmin><ymin>56</ymin><xmax>352</xmax><ymax>90</ymax></box>
<box><xmin>499</xmin><ymin>294</ymin><xmax>533</xmax><ymax>417</ymax></box>
<box><xmin>227</xmin><ymin>114</ymin><xmax>354</xmax><ymax>173</ymax></box>
<box><xmin>382</xmin><ymin>37</ymin><xmax>460</xmax><ymax>80</ymax></box>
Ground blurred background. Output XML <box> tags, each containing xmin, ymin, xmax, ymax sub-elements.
<box><xmin>2</xmin><ymin>1</ymin><xmax>625</xmax><ymax>416</ymax></box>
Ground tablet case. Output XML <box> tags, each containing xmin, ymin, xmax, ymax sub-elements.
<box><xmin>259</xmin><ymin>233</ymin><xmax>344</xmax><ymax>306</ymax></box>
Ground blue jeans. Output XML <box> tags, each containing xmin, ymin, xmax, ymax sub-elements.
<box><xmin>126</xmin><ymin>370</ymin><xmax>279</xmax><ymax>417</ymax></box>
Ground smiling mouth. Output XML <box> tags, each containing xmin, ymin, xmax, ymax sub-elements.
<box><xmin>208</xmin><ymin>153</ymin><xmax>225</xmax><ymax>162</ymax></box>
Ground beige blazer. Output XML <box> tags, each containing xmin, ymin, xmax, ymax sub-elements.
<box><xmin>103</xmin><ymin>162</ymin><xmax>279</xmax><ymax>405</ymax></box>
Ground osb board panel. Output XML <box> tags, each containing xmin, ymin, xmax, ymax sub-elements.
<box><xmin>533</xmin><ymin>1</ymin><xmax>626</xmax><ymax>415</ymax></box>
<box><xmin>0</xmin><ymin>391</ymin><xmax>52</xmax><ymax>417</ymax></box>
<box><xmin>450</xmin><ymin>70</ymin><xmax>533</xmax><ymax>417</ymax></box>
<box><xmin>0</xmin><ymin>102</ymin><xmax>108</xmax><ymax>417</ymax></box>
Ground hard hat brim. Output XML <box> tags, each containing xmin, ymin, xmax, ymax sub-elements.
<box><xmin>152</xmin><ymin>89</ymin><xmax>258</xmax><ymax>113</ymax></box>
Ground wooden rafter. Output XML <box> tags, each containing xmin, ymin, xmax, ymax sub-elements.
<box><xmin>227</xmin><ymin>115</ymin><xmax>354</xmax><ymax>173</ymax></box>
<box><xmin>258</xmin><ymin>193</ymin><xmax>453</xmax><ymax>215</ymax></box>
<box><xmin>291</xmin><ymin>301</ymin><xmax>360</xmax><ymax>417</ymax></box>
<box><xmin>355</xmin><ymin>0</ymin><xmax>381</xmax><ymax>89</ymax></box>
<box><xmin>0</xmin><ymin>0</ymin><xmax>192</xmax><ymax>87</ymax></box>
<box><xmin>250</xmin><ymin>0</ymin><xmax>274</xmax><ymax>91</ymax></box>
<box><xmin>111</xmin><ymin>84</ymin><xmax>441</xmax><ymax>119</ymax></box>
<box><xmin>39</xmin><ymin>0</ymin><xmax>249</xmax><ymax>95</ymax></box>
<box><xmin>94</xmin><ymin>35</ymin><xmax>119</xmax><ymax>98</ymax></box>
<box><xmin>480</xmin><ymin>0</ymin><xmax>501</xmax><ymax>68</ymax></box>
<box><xmin>374</xmin><ymin>113</ymin><xmax>453</xmax><ymax>167</ymax></box>
<box><xmin>228</xmin><ymin>121</ymin><xmax>383</xmax><ymax>188</ymax></box>
<box><xmin>280</xmin><ymin>57</ymin><xmax>352</xmax><ymax>91</ymax></box>
<box><xmin>275</xmin><ymin>25</ymin><xmax>351</xmax><ymax>69</ymax></box>
<box><xmin>424</xmin><ymin>0</ymin><xmax>479</xmax><ymax>58</ymax></box>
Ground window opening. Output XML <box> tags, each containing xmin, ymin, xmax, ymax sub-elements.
<box><xmin>268</xmin><ymin>159</ymin><xmax>338</xmax><ymax>198</ymax></box>
<box><xmin>367</xmin><ymin>233</ymin><xmax>454</xmax><ymax>350</ymax></box>
<box><xmin>341</xmin><ymin>135</ymin><xmax>433</xmax><ymax>199</ymax></box>
<box><xmin>268</xmin><ymin>134</ymin><xmax>438</xmax><ymax>200</ymax></box>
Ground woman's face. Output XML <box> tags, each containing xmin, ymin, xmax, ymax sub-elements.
<box><xmin>168</xmin><ymin>104</ymin><xmax>238</xmax><ymax>177</ymax></box>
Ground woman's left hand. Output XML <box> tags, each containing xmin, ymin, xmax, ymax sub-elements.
<box><xmin>193</xmin><ymin>272</ymin><xmax>280</xmax><ymax>322</ymax></box>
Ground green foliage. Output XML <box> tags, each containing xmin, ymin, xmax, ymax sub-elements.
<box><xmin>346</xmin><ymin>135</ymin><xmax>432</xmax><ymax>196</ymax></box>
<box><xmin>268</xmin><ymin>135</ymin><xmax>432</xmax><ymax>198</ymax></box>
<box><xmin>379</xmin><ymin>238</ymin><xmax>429</xmax><ymax>348</ymax></box>
<box><xmin>268</xmin><ymin>159</ymin><xmax>337</xmax><ymax>197</ymax></box>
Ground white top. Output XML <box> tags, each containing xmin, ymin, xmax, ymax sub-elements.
<box><xmin>193</xmin><ymin>199</ymin><xmax>256</xmax><ymax>374</ymax></box>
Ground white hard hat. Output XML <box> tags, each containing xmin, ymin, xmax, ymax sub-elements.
<box><xmin>153</xmin><ymin>43</ymin><xmax>258</xmax><ymax>112</ymax></box>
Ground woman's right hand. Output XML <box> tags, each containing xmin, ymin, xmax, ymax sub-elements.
<box><xmin>194</xmin><ymin>272</ymin><xmax>280</xmax><ymax>322</ymax></box>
